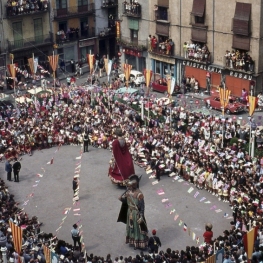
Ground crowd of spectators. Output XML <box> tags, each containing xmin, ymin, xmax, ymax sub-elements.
<box><xmin>149</xmin><ymin>36</ymin><xmax>174</xmax><ymax>56</ymax></box>
<box><xmin>123</xmin><ymin>0</ymin><xmax>141</xmax><ymax>16</ymax></box>
<box><xmin>0</xmin><ymin>84</ymin><xmax>263</xmax><ymax>263</ymax></box>
<box><xmin>56</xmin><ymin>28</ymin><xmax>80</xmax><ymax>44</ymax></box>
<box><xmin>224</xmin><ymin>50</ymin><xmax>254</xmax><ymax>73</ymax></box>
<box><xmin>183</xmin><ymin>42</ymin><xmax>210</xmax><ymax>63</ymax></box>
<box><xmin>6</xmin><ymin>0</ymin><xmax>48</xmax><ymax>16</ymax></box>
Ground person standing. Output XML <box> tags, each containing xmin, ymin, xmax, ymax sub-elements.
<box><xmin>203</xmin><ymin>223</ymin><xmax>213</xmax><ymax>244</ymax></box>
<box><xmin>13</xmin><ymin>158</ymin><xmax>21</xmax><ymax>182</ymax></box>
<box><xmin>71</xmin><ymin>224</ymin><xmax>81</xmax><ymax>251</ymax></box>
<box><xmin>83</xmin><ymin>133</ymin><xmax>90</xmax><ymax>152</ymax></box>
<box><xmin>5</xmin><ymin>159</ymin><xmax>12</xmax><ymax>181</ymax></box>
<box><xmin>148</xmin><ymin>229</ymin><xmax>161</xmax><ymax>254</ymax></box>
<box><xmin>118</xmin><ymin>174</ymin><xmax>148</xmax><ymax>250</ymax></box>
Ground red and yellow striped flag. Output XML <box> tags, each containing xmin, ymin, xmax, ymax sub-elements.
<box><xmin>205</xmin><ymin>254</ymin><xmax>216</xmax><ymax>263</ymax></box>
<box><xmin>104</xmin><ymin>58</ymin><xmax>108</xmax><ymax>75</ymax></box>
<box><xmin>28</xmin><ymin>58</ymin><xmax>34</xmax><ymax>74</ymax></box>
<box><xmin>123</xmin><ymin>63</ymin><xmax>132</xmax><ymax>82</ymax></box>
<box><xmin>48</xmin><ymin>54</ymin><xmax>59</xmax><ymax>72</ymax></box>
<box><xmin>143</xmin><ymin>69</ymin><xmax>153</xmax><ymax>88</ymax></box>
<box><xmin>43</xmin><ymin>245</ymin><xmax>51</xmax><ymax>263</ymax></box>
<box><xmin>9</xmin><ymin>64</ymin><xmax>17</xmax><ymax>78</ymax></box>
<box><xmin>219</xmin><ymin>87</ymin><xmax>231</xmax><ymax>109</ymax></box>
<box><xmin>248</xmin><ymin>95</ymin><xmax>257</xmax><ymax>116</ymax></box>
<box><xmin>87</xmin><ymin>54</ymin><xmax>94</xmax><ymax>74</ymax></box>
<box><xmin>9</xmin><ymin>221</ymin><xmax>23</xmax><ymax>253</ymax></box>
<box><xmin>243</xmin><ymin>227</ymin><xmax>258</xmax><ymax>260</ymax></box>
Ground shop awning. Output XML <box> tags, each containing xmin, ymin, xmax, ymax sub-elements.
<box><xmin>156</xmin><ymin>23</ymin><xmax>169</xmax><ymax>36</ymax></box>
<box><xmin>191</xmin><ymin>0</ymin><xmax>206</xmax><ymax>17</ymax></box>
<box><xmin>232</xmin><ymin>35</ymin><xmax>250</xmax><ymax>51</ymax></box>
<box><xmin>191</xmin><ymin>28</ymin><xmax>207</xmax><ymax>43</ymax></box>
<box><xmin>233</xmin><ymin>2</ymin><xmax>251</xmax><ymax>36</ymax></box>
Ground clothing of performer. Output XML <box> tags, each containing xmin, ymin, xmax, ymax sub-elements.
<box><xmin>13</xmin><ymin>158</ymin><xmax>21</xmax><ymax>182</ymax></box>
<box><xmin>148</xmin><ymin>229</ymin><xmax>161</xmax><ymax>254</ymax></box>
<box><xmin>83</xmin><ymin>133</ymin><xmax>90</xmax><ymax>152</ymax></box>
<box><xmin>118</xmin><ymin>174</ymin><xmax>148</xmax><ymax>250</ymax></box>
<box><xmin>155</xmin><ymin>158</ymin><xmax>162</xmax><ymax>181</ymax></box>
<box><xmin>5</xmin><ymin>160</ymin><xmax>12</xmax><ymax>181</ymax></box>
<box><xmin>109</xmin><ymin>128</ymin><xmax>135</xmax><ymax>185</ymax></box>
<box><xmin>71</xmin><ymin>224</ymin><xmax>81</xmax><ymax>250</ymax></box>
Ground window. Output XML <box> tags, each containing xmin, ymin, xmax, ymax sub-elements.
<box><xmin>34</xmin><ymin>18</ymin><xmax>43</xmax><ymax>43</ymax></box>
<box><xmin>58</xmin><ymin>21</ymin><xmax>67</xmax><ymax>32</ymax></box>
<box><xmin>78</xmin><ymin>0</ymin><xmax>87</xmax><ymax>6</ymax></box>
<box><xmin>191</xmin><ymin>0</ymin><xmax>206</xmax><ymax>25</ymax></box>
<box><xmin>56</xmin><ymin>0</ymin><xmax>67</xmax><ymax>9</ymax></box>
<box><xmin>12</xmin><ymin>22</ymin><xmax>23</xmax><ymax>48</ymax></box>
<box><xmin>156</xmin><ymin>6</ymin><xmax>168</xmax><ymax>21</ymax></box>
<box><xmin>155</xmin><ymin>61</ymin><xmax>160</xmax><ymax>74</ymax></box>
<box><xmin>130</xmin><ymin>29</ymin><xmax>138</xmax><ymax>45</ymax></box>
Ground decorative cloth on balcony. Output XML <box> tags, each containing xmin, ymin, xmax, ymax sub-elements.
<box><xmin>191</xmin><ymin>0</ymin><xmax>206</xmax><ymax>17</ymax></box>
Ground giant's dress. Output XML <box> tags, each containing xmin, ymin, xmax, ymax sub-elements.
<box><xmin>108</xmin><ymin>138</ymin><xmax>135</xmax><ymax>185</ymax></box>
<box><xmin>118</xmin><ymin>188</ymin><xmax>148</xmax><ymax>249</ymax></box>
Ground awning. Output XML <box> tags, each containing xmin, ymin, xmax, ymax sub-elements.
<box><xmin>191</xmin><ymin>28</ymin><xmax>207</xmax><ymax>43</ymax></box>
<box><xmin>156</xmin><ymin>23</ymin><xmax>169</xmax><ymax>36</ymax></box>
<box><xmin>157</xmin><ymin>0</ymin><xmax>169</xmax><ymax>8</ymax></box>
<box><xmin>233</xmin><ymin>2</ymin><xmax>251</xmax><ymax>36</ymax></box>
<box><xmin>191</xmin><ymin>0</ymin><xmax>206</xmax><ymax>17</ymax></box>
<box><xmin>232</xmin><ymin>35</ymin><xmax>250</xmax><ymax>51</ymax></box>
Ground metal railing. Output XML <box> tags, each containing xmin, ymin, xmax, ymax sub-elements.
<box><xmin>53</xmin><ymin>3</ymin><xmax>94</xmax><ymax>19</ymax></box>
<box><xmin>98</xmin><ymin>27</ymin><xmax>116</xmax><ymax>37</ymax></box>
<box><xmin>117</xmin><ymin>36</ymin><xmax>147</xmax><ymax>51</ymax></box>
<box><xmin>6</xmin><ymin>3</ymin><xmax>49</xmax><ymax>18</ymax></box>
<box><xmin>122</xmin><ymin>2</ymin><xmax>141</xmax><ymax>18</ymax></box>
<box><xmin>101</xmin><ymin>0</ymin><xmax>118</xmax><ymax>8</ymax></box>
<box><xmin>8</xmin><ymin>33</ymin><xmax>52</xmax><ymax>51</ymax></box>
<box><xmin>55</xmin><ymin>28</ymin><xmax>95</xmax><ymax>44</ymax></box>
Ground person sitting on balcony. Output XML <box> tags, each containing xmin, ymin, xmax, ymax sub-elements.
<box><xmin>151</xmin><ymin>36</ymin><xmax>157</xmax><ymax>52</ymax></box>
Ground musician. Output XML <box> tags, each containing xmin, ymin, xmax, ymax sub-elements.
<box><xmin>108</xmin><ymin>128</ymin><xmax>135</xmax><ymax>186</ymax></box>
<box><xmin>118</xmin><ymin>174</ymin><xmax>148</xmax><ymax>250</ymax></box>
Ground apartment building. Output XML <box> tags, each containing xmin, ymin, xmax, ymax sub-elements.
<box><xmin>118</xmin><ymin>0</ymin><xmax>263</xmax><ymax>95</ymax></box>
<box><xmin>1</xmin><ymin>0</ymin><xmax>53</xmax><ymax>67</ymax></box>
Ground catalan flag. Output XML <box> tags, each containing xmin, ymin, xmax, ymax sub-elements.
<box><xmin>43</xmin><ymin>245</ymin><xmax>51</xmax><ymax>263</ymax></box>
<box><xmin>87</xmin><ymin>54</ymin><xmax>94</xmax><ymax>74</ymax></box>
<box><xmin>243</xmin><ymin>227</ymin><xmax>258</xmax><ymax>261</ymax></box>
<box><xmin>48</xmin><ymin>54</ymin><xmax>59</xmax><ymax>73</ymax></box>
<box><xmin>9</xmin><ymin>221</ymin><xmax>23</xmax><ymax>253</ymax></box>
<box><xmin>143</xmin><ymin>69</ymin><xmax>153</xmax><ymax>88</ymax></box>
<box><xmin>248</xmin><ymin>95</ymin><xmax>257</xmax><ymax>116</ymax></box>
<box><xmin>219</xmin><ymin>87</ymin><xmax>231</xmax><ymax>111</ymax></box>
<box><xmin>123</xmin><ymin>63</ymin><xmax>132</xmax><ymax>83</ymax></box>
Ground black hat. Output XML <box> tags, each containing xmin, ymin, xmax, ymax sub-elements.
<box><xmin>128</xmin><ymin>174</ymin><xmax>142</xmax><ymax>187</ymax></box>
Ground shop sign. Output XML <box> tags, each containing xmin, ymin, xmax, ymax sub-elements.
<box><xmin>150</xmin><ymin>53</ymin><xmax>175</xmax><ymax>65</ymax></box>
<box><xmin>79</xmin><ymin>38</ymin><xmax>95</xmax><ymax>48</ymax></box>
<box><xmin>116</xmin><ymin>21</ymin><xmax>121</xmax><ymax>38</ymax></box>
<box><xmin>183</xmin><ymin>60</ymin><xmax>222</xmax><ymax>74</ymax></box>
<box><xmin>229</xmin><ymin>71</ymin><xmax>252</xmax><ymax>80</ymax></box>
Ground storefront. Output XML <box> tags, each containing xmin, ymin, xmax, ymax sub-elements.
<box><xmin>78</xmin><ymin>38</ymin><xmax>96</xmax><ymax>62</ymax></box>
<box><xmin>122</xmin><ymin>48</ymin><xmax>146</xmax><ymax>72</ymax></box>
<box><xmin>183</xmin><ymin>60</ymin><xmax>222</xmax><ymax>91</ymax></box>
<box><xmin>149</xmin><ymin>52</ymin><xmax>176</xmax><ymax>80</ymax></box>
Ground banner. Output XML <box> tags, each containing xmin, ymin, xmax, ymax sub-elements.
<box><xmin>143</xmin><ymin>69</ymin><xmax>153</xmax><ymax>88</ymax></box>
<box><xmin>243</xmin><ymin>227</ymin><xmax>258</xmax><ymax>260</ymax></box>
<box><xmin>34</xmin><ymin>58</ymin><xmax>38</xmax><ymax>74</ymax></box>
<box><xmin>170</xmin><ymin>77</ymin><xmax>176</xmax><ymax>95</ymax></box>
<box><xmin>123</xmin><ymin>63</ymin><xmax>132</xmax><ymax>85</ymax></box>
<box><xmin>48</xmin><ymin>55</ymin><xmax>59</xmax><ymax>72</ymax></box>
<box><xmin>9</xmin><ymin>64</ymin><xmax>17</xmax><ymax>78</ymax></box>
<box><xmin>43</xmin><ymin>245</ymin><xmax>51</xmax><ymax>263</ymax></box>
<box><xmin>87</xmin><ymin>54</ymin><xmax>94</xmax><ymax>74</ymax></box>
<box><xmin>248</xmin><ymin>95</ymin><xmax>257</xmax><ymax>116</ymax></box>
<box><xmin>9</xmin><ymin>221</ymin><xmax>23</xmax><ymax>253</ymax></box>
<box><xmin>141</xmin><ymin>100</ymin><xmax>144</xmax><ymax>120</ymax></box>
<box><xmin>104</xmin><ymin>58</ymin><xmax>108</xmax><ymax>75</ymax></box>
<box><xmin>219</xmin><ymin>87</ymin><xmax>231</xmax><ymax>111</ymax></box>
<box><xmin>107</xmin><ymin>60</ymin><xmax>112</xmax><ymax>82</ymax></box>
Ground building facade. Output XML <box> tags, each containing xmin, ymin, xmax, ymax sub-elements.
<box><xmin>118</xmin><ymin>0</ymin><xmax>263</xmax><ymax>95</ymax></box>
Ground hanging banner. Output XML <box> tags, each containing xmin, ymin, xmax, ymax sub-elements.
<box><xmin>123</xmin><ymin>63</ymin><xmax>132</xmax><ymax>84</ymax></box>
<box><xmin>170</xmin><ymin>77</ymin><xmax>176</xmax><ymax>95</ymax></box>
<box><xmin>219</xmin><ymin>87</ymin><xmax>231</xmax><ymax>109</ymax></box>
<box><xmin>9</xmin><ymin>64</ymin><xmax>17</xmax><ymax>78</ymax></box>
<box><xmin>34</xmin><ymin>58</ymin><xmax>38</xmax><ymax>73</ymax></box>
<box><xmin>104</xmin><ymin>58</ymin><xmax>108</xmax><ymax>75</ymax></box>
<box><xmin>48</xmin><ymin>55</ymin><xmax>59</xmax><ymax>72</ymax></box>
<box><xmin>248</xmin><ymin>95</ymin><xmax>257</xmax><ymax>116</ymax></box>
<box><xmin>107</xmin><ymin>60</ymin><xmax>112</xmax><ymax>82</ymax></box>
<box><xmin>87</xmin><ymin>54</ymin><xmax>94</xmax><ymax>74</ymax></box>
<box><xmin>143</xmin><ymin>69</ymin><xmax>153</xmax><ymax>88</ymax></box>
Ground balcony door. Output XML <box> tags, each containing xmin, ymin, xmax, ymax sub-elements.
<box><xmin>13</xmin><ymin>22</ymin><xmax>23</xmax><ymax>49</ymax></box>
<box><xmin>34</xmin><ymin>18</ymin><xmax>43</xmax><ymax>43</ymax></box>
<box><xmin>78</xmin><ymin>0</ymin><xmax>87</xmax><ymax>12</ymax></box>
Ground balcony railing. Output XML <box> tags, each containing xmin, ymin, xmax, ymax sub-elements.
<box><xmin>7</xmin><ymin>33</ymin><xmax>52</xmax><ymax>51</ymax></box>
<box><xmin>6</xmin><ymin>2</ymin><xmax>49</xmax><ymax>18</ymax></box>
<box><xmin>149</xmin><ymin>43</ymin><xmax>175</xmax><ymax>57</ymax></box>
<box><xmin>224</xmin><ymin>54</ymin><xmax>254</xmax><ymax>73</ymax></box>
<box><xmin>53</xmin><ymin>3</ymin><xmax>94</xmax><ymax>19</ymax></box>
<box><xmin>122</xmin><ymin>2</ymin><xmax>141</xmax><ymax>18</ymax></box>
<box><xmin>116</xmin><ymin>37</ymin><xmax>147</xmax><ymax>51</ymax></box>
<box><xmin>98</xmin><ymin>27</ymin><xmax>116</xmax><ymax>38</ymax></box>
<box><xmin>101</xmin><ymin>0</ymin><xmax>118</xmax><ymax>8</ymax></box>
<box><xmin>55</xmin><ymin>28</ymin><xmax>95</xmax><ymax>44</ymax></box>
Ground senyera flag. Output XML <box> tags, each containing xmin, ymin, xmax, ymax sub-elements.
<box><xmin>43</xmin><ymin>245</ymin><xmax>51</xmax><ymax>263</ymax></box>
<box><xmin>123</xmin><ymin>63</ymin><xmax>132</xmax><ymax>85</ymax></box>
<box><xmin>248</xmin><ymin>95</ymin><xmax>257</xmax><ymax>116</ymax></box>
<box><xmin>219</xmin><ymin>87</ymin><xmax>231</xmax><ymax>111</ymax></box>
<box><xmin>143</xmin><ymin>69</ymin><xmax>153</xmax><ymax>88</ymax></box>
<box><xmin>87</xmin><ymin>54</ymin><xmax>94</xmax><ymax>74</ymax></box>
<box><xmin>48</xmin><ymin>55</ymin><xmax>59</xmax><ymax>73</ymax></box>
<box><xmin>9</xmin><ymin>221</ymin><xmax>23</xmax><ymax>253</ymax></box>
<box><xmin>243</xmin><ymin>226</ymin><xmax>258</xmax><ymax>262</ymax></box>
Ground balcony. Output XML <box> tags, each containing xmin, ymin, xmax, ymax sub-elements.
<box><xmin>6</xmin><ymin>2</ymin><xmax>49</xmax><ymax>18</ymax></box>
<box><xmin>55</xmin><ymin>28</ymin><xmax>95</xmax><ymax>45</ymax></box>
<box><xmin>53</xmin><ymin>3</ymin><xmax>94</xmax><ymax>20</ymax></box>
<box><xmin>122</xmin><ymin>2</ymin><xmax>141</xmax><ymax>18</ymax></box>
<box><xmin>7</xmin><ymin>33</ymin><xmax>52</xmax><ymax>51</ymax></box>
<box><xmin>101</xmin><ymin>0</ymin><xmax>118</xmax><ymax>8</ymax></box>
<box><xmin>116</xmin><ymin>37</ymin><xmax>147</xmax><ymax>52</ymax></box>
<box><xmin>98</xmin><ymin>27</ymin><xmax>116</xmax><ymax>38</ymax></box>
<box><xmin>149</xmin><ymin>39</ymin><xmax>175</xmax><ymax>57</ymax></box>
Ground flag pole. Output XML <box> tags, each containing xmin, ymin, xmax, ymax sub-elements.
<box><xmin>11</xmin><ymin>57</ymin><xmax>16</xmax><ymax>97</ymax></box>
<box><xmin>53</xmin><ymin>51</ymin><xmax>55</xmax><ymax>90</ymax></box>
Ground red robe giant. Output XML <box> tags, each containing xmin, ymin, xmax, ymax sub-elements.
<box><xmin>108</xmin><ymin>138</ymin><xmax>135</xmax><ymax>185</ymax></box>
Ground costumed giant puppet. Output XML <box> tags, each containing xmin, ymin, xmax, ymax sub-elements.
<box><xmin>108</xmin><ymin>127</ymin><xmax>135</xmax><ymax>186</ymax></box>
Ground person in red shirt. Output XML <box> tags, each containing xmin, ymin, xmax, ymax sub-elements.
<box><xmin>203</xmin><ymin>223</ymin><xmax>213</xmax><ymax>244</ymax></box>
